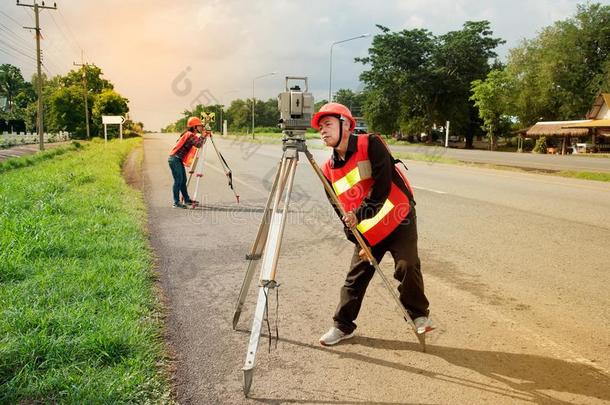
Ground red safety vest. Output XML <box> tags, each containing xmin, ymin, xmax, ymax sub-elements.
<box><xmin>170</xmin><ymin>131</ymin><xmax>200</xmax><ymax>166</ymax></box>
<box><xmin>322</xmin><ymin>135</ymin><xmax>412</xmax><ymax>246</ymax></box>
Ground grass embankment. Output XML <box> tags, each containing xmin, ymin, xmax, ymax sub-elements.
<box><xmin>0</xmin><ymin>138</ymin><xmax>170</xmax><ymax>403</ymax></box>
<box><xmin>553</xmin><ymin>170</ymin><xmax>610</xmax><ymax>182</ymax></box>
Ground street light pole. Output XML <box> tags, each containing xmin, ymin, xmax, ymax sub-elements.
<box><xmin>328</xmin><ymin>33</ymin><xmax>370</xmax><ymax>103</ymax></box>
<box><xmin>252</xmin><ymin>72</ymin><xmax>276</xmax><ymax>139</ymax></box>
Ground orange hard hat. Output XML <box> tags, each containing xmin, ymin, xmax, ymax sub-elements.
<box><xmin>187</xmin><ymin>116</ymin><xmax>203</xmax><ymax>128</ymax></box>
<box><xmin>311</xmin><ymin>102</ymin><xmax>356</xmax><ymax>131</ymax></box>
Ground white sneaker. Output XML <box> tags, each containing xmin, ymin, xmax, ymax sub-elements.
<box><xmin>413</xmin><ymin>316</ymin><xmax>435</xmax><ymax>334</ymax></box>
<box><xmin>319</xmin><ymin>326</ymin><xmax>355</xmax><ymax>346</ymax></box>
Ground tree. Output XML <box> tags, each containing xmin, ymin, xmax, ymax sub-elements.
<box><xmin>505</xmin><ymin>3</ymin><xmax>610</xmax><ymax>125</ymax></box>
<box><xmin>470</xmin><ymin>69</ymin><xmax>515</xmax><ymax>150</ymax></box>
<box><xmin>46</xmin><ymin>85</ymin><xmax>88</xmax><ymax>137</ymax></box>
<box><xmin>357</xmin><ymin>22</ymin><xmax>503</xmax><ymax>146</ymax></box>
<box><xmin>432</xmin><ymin>21</ymin><xmax>505</xmax><ymax>147</ymax></box>
<box><xmin>61</xmin><ymin>64</ymin><xmax>113</xmax><ymax>94</ymax></box>
<box><xmin>226</xmin><ymin>99</ymin><xmax>250</xmax><ymax>131</ymax></box>
<box><xmin>357</xmin><ymin>25</ymin><xmax>437</xmax><ymax>135</ymax></box>
<box><xmin>92</xmin><ymin>89</ymin><xmax>129</xmax><ymax>139</ymax></box>
<box><xmin>314</xmin><ymin>99</ymin><xmax>328</xmax><ymax>112</ymax></box>
<box><xmin>334</xmin><ymin>89</ymin><xmax>365</xmax><ymax>115</ymax></box>
<box><xmin>0</xmin><ymin>64</ymin><xmax>27</xmax><ymax>115</ymax></box>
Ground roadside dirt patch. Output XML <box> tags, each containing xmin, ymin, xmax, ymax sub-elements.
<box><xmin>122</xmin><ymin>145</ymin><xmax>143</xmax><ymax>190</ymax></box>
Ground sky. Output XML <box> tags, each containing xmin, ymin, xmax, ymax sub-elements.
<box><xmin>1</xmin><ymin>0</ymin><xmax>608</xmax><ymax>131</ymax></box>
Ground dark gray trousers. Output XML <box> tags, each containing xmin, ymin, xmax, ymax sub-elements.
<box><xmin>333</xmin><ymin>212</ymin><xmax>429</xmax><ymax>334</ymax></box>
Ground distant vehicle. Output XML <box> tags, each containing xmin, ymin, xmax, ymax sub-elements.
<box><xmin>353</xmin><ymin>116</ymin><xmax>368</xmax><ymax>134</ymax></box>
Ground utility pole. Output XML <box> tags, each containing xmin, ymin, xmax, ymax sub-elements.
<box><xmin>73</xmin><ymin>51</ymin><xmax>90</xmax><ymax>139</ymax></box>
<box><xmin>17</xmin><ymin>0</ymin><xmax>57</xmax><ymax>151</ymax></box>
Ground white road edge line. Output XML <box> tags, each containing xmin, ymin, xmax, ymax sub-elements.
<box><xmin>413</xmin><ymin>186</ymin><xmax>448</xmax><ymax>194</ymax></box>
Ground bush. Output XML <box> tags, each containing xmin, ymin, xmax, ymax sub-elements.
<box><xmin>254</xmin><ymin>126</ymin><xmax>282</xmax><ymax>133</ymax></box>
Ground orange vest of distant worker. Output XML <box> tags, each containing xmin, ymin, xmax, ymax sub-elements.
<box><xmin>322</xmin><ymin>135</ymin><xmax>412</xmax><ymax>246</ymax></box>
<box><xmin>170</xmin><ymin>131</ymin><xmax>199</xmax><ymax>166</ymax></box>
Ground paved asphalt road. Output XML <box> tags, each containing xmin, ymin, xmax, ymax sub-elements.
<box><xmin>305</xmin><ymin>138</ymin><xmax>610</xmax><ymax>173</ymax></box>
<box><xmin>144</xmin><ymin>133</ymin><xmax>610</xmax><ymax>404</ymax></box>
<box><xmin>0</xmin><ymin>142</ymin><xmax>70</xmax><ymax>162</ymax></box>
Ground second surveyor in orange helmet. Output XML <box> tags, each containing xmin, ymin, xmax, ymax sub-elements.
<box><xmin>313</xmin><ymin>102</ymin><xmax>435</xmax><ymax>346</ymax></box>
<box><xmin>168</xmin><ymin>116</ymin><xmax>206</xmax><ymax>208</ymax></box>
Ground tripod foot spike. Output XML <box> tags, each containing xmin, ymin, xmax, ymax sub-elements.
<box><xmin>232</xmin><ymin>310</ymin><xmax>241</xmax><ymax>330</ymax></box>
<box><xmin>417</xmin><ymin>332</ymin><xmax>426</xmax><ymax>353</ymax></box>
<box><xmin>243</xmin><ymin>368</ymin><xmax>253</xmax><ymax>396</ymax></box>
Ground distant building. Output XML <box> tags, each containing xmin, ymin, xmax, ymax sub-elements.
<box><xmin>519</xmin><ymin>93</ymin><xmax>610</xmax><ymax>154</ymax></box>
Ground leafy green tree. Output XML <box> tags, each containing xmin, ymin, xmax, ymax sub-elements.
<box><xmin>47</xmin><ymin>85</ymin><xmax>88</xmax><ymax>137</ymax></box>
<box><xmin>91</xmin><ymin>89</ymin><xmax>129</xmax><ymax>139</ymax></box>
<box><xmin>254</xmin><ymin>98</ymin><xmax>280</xmax><ymax>129</ymax></box>
<box><xmin>314</xmin><ymin>99</ymin><xmax>328</xmax><ymax>112</ymax></box>
<box><xmin>226</xmin><ymin>98</ymin><xmax>250</xmax><ymax>131</ymax></box>
<box><xmin>334</xmin><ymin>89</ymin><xmax>365</xmax><ymax>116</ymax></box>
<box><xmin>357</xmin><ymin>22</ymin><xmax>503</xmax><ymax>145</ymax></box>
<box><xmin>357</xmin><ymin>25</ymin><xmax>437</xmax><ymax>135</ymax></box>
<box><xmin>361</xmin><ymin>88</ymin><xmax>402</xmax><ymax>135</ymax></box>
<box><xmin>470</xmin><ymin>69</ymin><xmax>515</xmax><ymax>150</ymax></box>
<box><xmin>433</xmin><ymin>21</ymin><xmax>505</xmax><ymax>147</ymax></box>
<box><xmin>61</xmin><ymin>64</ymin><xmax>113</xmax><ymax>94</ymax></box>
<box><xmin>0</xmin><ymin>64</ymin><xmax>28</xmax><ymax>116</ymax></box>
<box><xmin>505</xmin><ymin>3</ymin><xmax>610</xmax><ymax>125</ymax></box>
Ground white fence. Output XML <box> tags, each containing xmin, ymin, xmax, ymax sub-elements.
<box><xmin>0</xmin><ymin>131</ymin><xmax>71</xmax><ymax>148</ymax></box>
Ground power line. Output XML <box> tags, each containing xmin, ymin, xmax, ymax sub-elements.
<box><xmin>41</xmin><ymin>61</ymin><xmax>52</xmax><ymax>76</ymax></box>
<box><xmin>0</xmin><ymin>23</ymin><xmax>31</xmax><ymax>47</ymax></box>
<box><xmin>0</xmin><ymin>21</ymin><xmax>33</xmax><ymax>48</ymax></box>
<box><xmin>0</xmin><ymin>9</ymin><xmax>25</xmax><ymax>27</ymax></box>
<box><xmin>0</xmin><ymin>46</ymin><xmax>36</xmax><ymax>66</ymax></box>
<box><xmin>57</xmin><ymin>9</ymin><xmax>83</xmax><ymax>56</ymax></box>
<box><xmin>0</xmin><ymin>25</ymin><xmax>34</xmax><ymax>52</ymax></box>
<box><xmin>19</xmin><ymin>6</ymin><xmax>33</xmax><ymax>24</ymax></box>
<box><xmin>0</xmin><ymin>30</ymin><xmax>34</xmax><ymax>56</ymax></box>
<box><xmin>0</xmin><ymin>37</ymin><xmax>36</xmax><ymax>61</ymax></box>
<box><xmin>48</xmin><ymin>11</ymin><xmax>79</xmax><ymax>58</ymax></box>
<box><xmin>40</xmin><ymin>50</ymin><xmax>62</xmax><ymax>75</ymax></box>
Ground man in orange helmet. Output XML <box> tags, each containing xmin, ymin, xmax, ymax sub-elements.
<box><xmin>168</xmin><ymin>116</ymin><xmax>206</xmax><ymax>208</ymax></box>
<box><xmin>312</xmin><ymin>102</ymin><xmax>434</xmax><ymax>346</ymax></box>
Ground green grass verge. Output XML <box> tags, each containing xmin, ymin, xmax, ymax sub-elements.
<box><xmin>0</xmin><ymin>138</ymin><xmax>171</xmax><ymax>403</ymax></box>
<box><xmin>228</xmin><ymin>132</ymin><xmax>319</xmax><ymax>141</ymax></box>
<box><xmin>393</xmin><ymin>151</ymin><xmax>462</xmax><ymax>165</ymax></box>
<box><xmin>554</xmin><ymin>170</ymin><xmax>610</xmax><ymax>181</ymax></box>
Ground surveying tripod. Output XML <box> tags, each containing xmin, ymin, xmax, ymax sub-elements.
<box><xmin>232</xmin><ymin>131</ymin><xmax>426</xmax><ymax>396</ymax></box>
<box><xmin>185</xmin><ymin>131</ymin><xmax>239</xmax><ymax>207</ymax></box>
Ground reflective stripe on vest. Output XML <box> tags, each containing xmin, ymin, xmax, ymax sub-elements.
<box><xmin>356</xmin><ymin>199</ymin><xmax>394</xmax><ymax>234</ymax></box>
<box><xmin>322</xmin><ymin>135</ymin><xmax>411</xmax><ymax>246</ymax></box>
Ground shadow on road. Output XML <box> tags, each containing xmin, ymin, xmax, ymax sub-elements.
<box><xmin>238</xmin><ymin>330</ymin><xmax>609</xmax><ymax>405</ymax></box>
<box><xmin>189</xmin><ymin>203</ymin><xmax>307</xmax><ymax>215</ymax></box>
